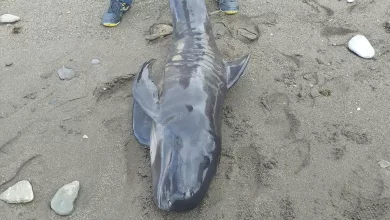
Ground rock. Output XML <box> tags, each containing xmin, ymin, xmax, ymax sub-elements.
<box><xmin>145</xmin><ymin>23</ymin><xmax>173</xmax><ymax>41</ymax></box>
<box><xmin>91</xmin><ymin>59</ymin><xmax>100</xmax><ymax>65</ymax></box>
<box><xmin>347</xmin><ymin>0</ymin><xmax>354</xmax><ymax>2</ymax></box>
<box><xmin>0</xmin><ymin>180</ymin><xmax>34</xmax><ymax>204</ymax></box>
<box><xmin>0</xmin><ymin>14</ymin><xmax>20</xmax><ymax>23</ymax></box>
<box><xmin>57</xmin><ymin>66</ymin><xmax>76</xmax><ymax>80</ymax></box>
<box><xmin>49</xmin><ymin>98</ymin><xmax>57</xmax><ymax>105</ymax></box>
<box><xmin>83</xmin><ymin>135</ymin><xmax>88</xmax><ymax>139</ymax></box>
<box><xmin>51</xmin><ymin>181</ymin><xmax>80</xmax><ymax>216</ymax></box>
<box><xmin>237</xmin><ymin>28</ymin><xmax>259</xmax><ymax>42</ymax></box>
<box><xmin>348</xmin><ymin>35</ymin><xmax>375</xmax><ymax>59</ymax></box>
<box><xmin>379</xmin><ymin>160</ymin><xmax>390</xmax><ymax>168</ymax></box>
<box><xmin>310</xmin><ymin>86</ymin><xmax>321</xmax><ymax>98</ymax></box>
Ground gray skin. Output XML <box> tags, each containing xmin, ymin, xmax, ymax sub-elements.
<box><xmin>132</xmin><ymin>0</ymin><xmax>250</xmax><ymax>212</ymax></box>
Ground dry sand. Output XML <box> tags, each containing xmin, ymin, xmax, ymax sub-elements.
<box><xmin>2</xmin><ymin>0</ymin><xmax>390</xmax><ymax>219</ymax></box>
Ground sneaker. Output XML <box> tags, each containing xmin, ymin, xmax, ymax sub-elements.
<box><xmin>219</xmin><ymin>0</ymin><xmax>239</xmax><ymax>15</ymax></box>
<box><xmin>102</xmin><ymin>0</ymin><xmax>131</xmax><ymax>27</ymax></box>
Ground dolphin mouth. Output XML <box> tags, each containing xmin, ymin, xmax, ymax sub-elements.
<box><xmin>155</xmin><ymin>190</ymin><xmax>204</xmax><ymax>212</ymax></box>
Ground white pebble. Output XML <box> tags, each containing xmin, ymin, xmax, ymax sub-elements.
<box><xmin>57</xmin><ymin>66</ymin><xmax>76</xmax><ymax>80</ymax></box>
<box><xmin>348</xmin><ymin>35</ymin><xmax>375</xmax><ymax>59</ymax></box>
<box><xmin>378</xmin><ymin>160</ymin><xmax>390</xmax><ymax>168</ymax></box>
<box><xmin>91</xmin><ymin>59</ymin><xmax>100</xmax><ymax>65</ymax></box>
<box><xmin>0</xmin><ymin>14</ymin><xmax>20</xmax><ymax>23</ymax></box>
<box><xmin>347</xmin><ymin>0</ymin><xmax>354</xmax><ymax>3</ymax></box>
<box><xmin>0</xmin><ymin>180</ymin><xmax>34</xmax><ymax>203</ymax></box>
<box><xmin>83</xmin><ymin>135</ymin><xmax>88</xmax><ymax>139</ymax></box>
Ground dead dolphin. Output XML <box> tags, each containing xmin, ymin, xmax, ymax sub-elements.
<box><xmin>132</xmin><ymin>0</ymin><xmax>250</xmax><ymax>212</ymax></box>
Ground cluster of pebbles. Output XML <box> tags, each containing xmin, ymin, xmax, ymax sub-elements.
<box><xmin>0</xmin><ymin>180</ymin><xmax>80</xmax><ymax>216</ymax></box>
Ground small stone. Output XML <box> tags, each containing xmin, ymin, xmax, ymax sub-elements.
<box><xmin>310</xmin><ymin>86</ymin><xmax>321</xmax><ymax>98</ymax></box>
<box><xmin>83</xmin><ymin>135</ymin><xmax>88</xmax><ymax>139</ymax></box>
<box><xmin>91</xmin><ymin>59</ymin><xmax>100</xmax><ymax>65</ymax></box>
<box><xmin>348</xmin><ymin>35</ymin><xmax>375</xmax><ymax>59</ymax></box>
<box><xmin>49</xmin><ymin>98</ymin><xmax>57</xmax><ymax>105</ymax></box>
<box><xmin>303</xmin><ymin>73</ymin><xmax>314</xmax><ymax>80</ymax></box>
<box><xmin>378</xmin><ymin>160</ymin><xmax>390</xmax><ymax>168</ymax></box>
<box><xmin>0</xmin><ymin>180</ymin><xmax>34</xmax><ymax>203</ymax></box>
<box><xmin>57</xmin><ymin>66</ymin><xmax>76</xmax><ymax>80</ymax></box>
<box><xmin>237</xmin><ymin>28</ymin><xmax>259</xmax><ymax>41</ymax></box>
<box><xmin>347</xmin><ymin>0</ymin><xmax>354</xmax><ymax>2</ymax></box>
<box><xmin>51</xmin><ymin>181</ymin><xmax>80</xmax><ymax>216</ymax></box>
<box><xmin>0</xmin><ymin>14</ymin><xmax>20</xmax><ymax>23</ymax></box>
<box><xmin>145</xmin><ymin>23</ymin><xmax>173</xmax><ymax>41</ymax></box>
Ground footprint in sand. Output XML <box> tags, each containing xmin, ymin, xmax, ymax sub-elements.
<box><xmin>261</xmin><ymin>92</ymin><xmax>300</xmax><ymax>141</ymax></box>
<box><xmin>277</xmin><ymin>139</ymin><xmax>311</xmax><ymax>175</ymax></box>
<box><xmin>329</xmin><ymin>164</ymin><xmax>390</xmax><ymax>219</ymax></box>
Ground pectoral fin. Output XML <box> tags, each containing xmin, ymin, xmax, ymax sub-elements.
<box><xmin>226</xmin><ymin>54</ymin><xmax>250</xmax><ymax>89</ymax></box>
<box><xmin>132</xmin><ymin>59</ymin><xmax>159</xmax><ymax>147</ymax></box>
<box><xmin>132</xmin><ymin>101</ymin><xmax>153</xmax><ymax>147</ymax></box>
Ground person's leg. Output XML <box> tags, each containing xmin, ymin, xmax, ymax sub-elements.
<box><xmin>219</xmin><ymin>0</ymin><xmax>239</xmax><ymax>15</ymax></box>
<box><xmin>102</xmin><ymin>0</ymin><xmax>133</xmax><ymax>27</ymax></box>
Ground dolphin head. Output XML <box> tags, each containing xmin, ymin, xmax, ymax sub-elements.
<box><xmin>149</xmin><ymin>118</ymin><xmax>220</xmax><ymax>212</ymax></box>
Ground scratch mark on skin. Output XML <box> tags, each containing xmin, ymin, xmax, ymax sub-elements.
<box><xmin>0</xmin><ymin>154</ymin><xmax>42</xmax><ymax>188</ymax></box>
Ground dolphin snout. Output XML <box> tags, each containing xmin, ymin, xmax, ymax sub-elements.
<box><xmin>156</xmin><ymin>188</ymin><xmax>202</xmax><ymax>212</ymax></box>
<box><xmin>152</xmin><ymin>131</ymin><xmax>217</xmax><ymax>212</ymax></box>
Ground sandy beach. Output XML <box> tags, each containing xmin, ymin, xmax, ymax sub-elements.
<box><xmin>2</xmin><ymin>0</ymin><xmax>390</xmax><ymax>219</ymax></box>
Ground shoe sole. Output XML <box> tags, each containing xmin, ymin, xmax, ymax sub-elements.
<box><xmin>101</xmin><ymin>6</ymin><xmax>130</xmax><ymax>27</ymax></box>
<box><xmin>103</xmin><ymin>22</ymin><xmax>120</xmax><ymax>27</ymax></box>
<box><xmin>223</xmin><ymin>10</ymin><xmax>238</xmax><ymax>15</ymax></box>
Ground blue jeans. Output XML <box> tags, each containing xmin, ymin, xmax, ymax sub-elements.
<box><xmin>122</xmin><ymin>0</ymin><xmax>132</xmax><ymax>5</ymax></box>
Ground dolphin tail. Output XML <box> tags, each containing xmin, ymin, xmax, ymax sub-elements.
<box><xmin>226</xmin><ymin>54</ymin><xmax>251</xmax><ymax>89</ymax></box>
<box><xmin>132</xmin><ymin>59</ymin><xmax>159</xmax><ymax>147</ymax></box>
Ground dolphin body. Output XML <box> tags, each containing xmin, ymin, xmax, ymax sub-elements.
<box><xmin>132</xmin><ymin>0</ymin><xmax>250</xmax><ymax>212</ymax></box>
